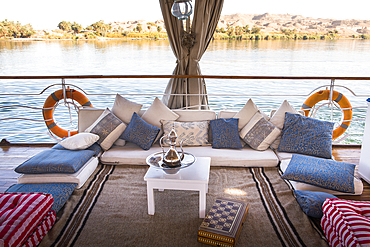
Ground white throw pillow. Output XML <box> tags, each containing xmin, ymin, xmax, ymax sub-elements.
<box><xmin>240</xmin><ymin>112</ymin><xmax>281</xmax><ymax>151</ymax></box>
<box><xmin>111</xmin><ymin>94</ymin><xmax>142</xmax><ymax>124</ymax></box>
<box><xmin>269</xmin><ymin>100</ymin><xmax>299</xmax><ymax>149</ymax></box>
<box><xmin>161</xmin><ymin>120</ymin><xmax>210</xmax><ymax>146</ymax></box>
<box><xmin>84</xmin><ymin>108</ymin><xmax>127</xmax><ymax>151</ymax></box>
<box><xmin>141</xmin><ymin>97</ymin><xmax>179</xmax><ymax>128</ymax></box>
<box><xmin>234</xmin><ymin>99</ymin><xmax>269</xmax><ymax>130</ymax></box>
<box><xmin>59</xmin><ymin>132</ymin><xmax>100</xmax><ymax>150</ymax></box>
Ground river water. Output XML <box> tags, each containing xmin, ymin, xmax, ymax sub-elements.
<box><xmin>0</xmin><ymin>39</ymin><xmax>369</xmax><ymax>144</ymax></box>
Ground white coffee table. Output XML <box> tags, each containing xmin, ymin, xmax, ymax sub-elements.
<box><xmin>144</xmin><ymin>157</ymin><xmax>211</xmax><ymax>218</ymax></box>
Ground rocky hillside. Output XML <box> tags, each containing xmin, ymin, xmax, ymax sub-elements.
<box><xmin>218</xmin><ymin>13</ymin><xmax>370</xmax><ymax>36</ymax></box>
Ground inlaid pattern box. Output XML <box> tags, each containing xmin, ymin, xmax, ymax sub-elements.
<box><xmin>198</xmin><ymin>198</ymin><xmax>249</xmax><ymax>247</ymax></box>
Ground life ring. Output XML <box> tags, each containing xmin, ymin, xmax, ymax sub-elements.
<box><xmin>301</xmin><ymin>90</ymin><xmax>352</xmax><ymax>139</ymax></box>
<box><xmin>43</xmin><ymin>89</ymin><xmax>93</xmax><ymax>138</ymax></box>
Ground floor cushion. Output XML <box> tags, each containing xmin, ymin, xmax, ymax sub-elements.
<box><xmin>22</xmin><ymin>210</ymin><xmax>56</xmax><ymax>247</ymax></box>
<box><xmin>17</xmin><ymin>156</ymin><xmax>98</xmax><ymax>189</ymax></box>
<box><xmin>15</xmin><ymin>149</ymin><xmax>96</xmax><ymax>174</ymax></box>
<box><xmin>0</xmin><ymin>193</ymin><xmax>53</xmax><ymax>247</ymax></box>
<box><xmin>294</xmin><ymin>190</ymin><xmax>337</xmax><ymax>218</ymax></box>
<box><xmin>5</xmin><ymin>183</ymin><xmax>77</xmax><ymax>213</ymax></box>
<box><xmin>280</xmin><ymin>159</ymin><xmax>363</xmax><ymax>195</ymax></box>
<box><xmin>321</xmin><ymin>198</ymin><xmax>370</xmax><ymax>247</ymax></box>
<box><xmin>281</xmin><ymin>154</ymin><xmax>356</xmax><ymax>193</ymax></box>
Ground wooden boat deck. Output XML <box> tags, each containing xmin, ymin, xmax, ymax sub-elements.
<box><xmin>0</xmin><ymin>144</ymin><xmax>369</xmax><ymax>201</ymax></box>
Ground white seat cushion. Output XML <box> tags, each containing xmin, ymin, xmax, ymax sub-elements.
<box><xmin>100</xmin><ymin>143</ymin><xmax>279</xmax><ymax>167</ymax></box>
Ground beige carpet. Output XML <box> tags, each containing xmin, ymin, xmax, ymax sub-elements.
<box><xmin>40</xmin><ymin>165</ymin><xmax>328</xmax><ymax>247</ymax></box>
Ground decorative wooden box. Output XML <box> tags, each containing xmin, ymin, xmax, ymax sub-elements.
<box><xmin>198</xmin><ymin>198</ymin><xmax>249</xmax><ymax>247</ymax></box>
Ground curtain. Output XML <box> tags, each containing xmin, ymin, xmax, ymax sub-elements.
<box><xmin>159</xmin><ymin>0</ymin><xmax>224</xmax><ymax>109</ymax></box>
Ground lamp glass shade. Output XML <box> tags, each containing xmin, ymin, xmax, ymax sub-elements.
<box><xmin>171</xmin><ymin>1</ymin><xmax>193</xmax><ymax>20</ymax></box>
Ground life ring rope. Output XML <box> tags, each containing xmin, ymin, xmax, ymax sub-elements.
<box><xmin>301</xmin><ymin>90</ymin><xmax>352</xmax><ymax>139</ymax></box>
<box><xmin>43</xmin><ymin>89</ymin><xmax>93</xmax><ymax>138</ymax></box>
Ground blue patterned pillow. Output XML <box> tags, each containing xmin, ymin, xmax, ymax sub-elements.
<box><xmin>210</xmin><ymin>118</ymin><xmax>243</xmax><ymax>149</ymax></box>
<box><xmin>120</xmin><ymin>112</ymin><xmax>160</xmax><ymax>150</ymax></box>
<box><xmin>282</xmin><ymin>154</ymin><xmax>355</xmax><ymax>193</ymax></box>
<box><xmin>5</xmin><ymin>183</ymin><xmax>77</xmax><ymax>213</ymax></box>
<box><xmin>278</xmin><ymin>112</ymin><xmax>334</xmax><ymax>158</ymax></box>
<box><xmin>294</xmin><ymin>190</ymin><xmax>337</xmax><ymax>218</ymax></box>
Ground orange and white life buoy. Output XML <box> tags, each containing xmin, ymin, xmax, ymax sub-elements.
<box><xmin>43</xmin><ymin>89</ymin><xmax>93</xmax><ymax>138</ymax></box>
<box><xmin>301</xmin><ymin>90</ymin><xmax>352</xmax><ymax>139</ymax></box>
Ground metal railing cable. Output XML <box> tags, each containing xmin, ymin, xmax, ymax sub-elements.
<box><xmin>0</xmin><ymin>75</ymin><xmax>369</xmax><ymax>143</ymax></box>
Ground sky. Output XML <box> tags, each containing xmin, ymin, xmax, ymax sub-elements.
<box><xmin>0</xmin><ymin>0</ymin><xmax>369</xmax><ymax>30</ymax></box>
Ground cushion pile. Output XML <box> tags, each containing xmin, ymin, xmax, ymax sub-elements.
<box><xmin>321</xmin><ymin>198</ymin><xmax>370</xmax><ymax>246</ymax></box>
<box><xmin>0</xmin><ymin>193</ymin><xmax>56</xmax><ymax>247</ymax></box>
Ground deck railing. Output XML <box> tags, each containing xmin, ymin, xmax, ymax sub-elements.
<box><xmin>0</xmin><ymin>75</ymin><xmax>370</xmax><ymax>144</ymax></box>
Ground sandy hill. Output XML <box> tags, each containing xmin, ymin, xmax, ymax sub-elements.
<box><xmin>218</xmin><ymin>13</ymin><xmax>370</xmax><ymax>35</ymax></box>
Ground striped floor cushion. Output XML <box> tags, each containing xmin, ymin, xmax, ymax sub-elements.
<box><xmin>22</xmin><ymin>210</ymin><xmax>56</xmax><ymax>247</ymax></box>
<box><xmin>0</xmin><ymin>193</ymin><xmax>53</xmax><ymax>247</ymax></box>
<box><xmin>321</xmin><ymin>198</ymin><xmax>370</xmax><ymax>247</ymax></box>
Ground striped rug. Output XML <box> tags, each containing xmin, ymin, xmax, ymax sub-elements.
<box><xmin>39</xmin><ymin>165</ymin><xmax>328</xmax><ymax>247</ymax></box>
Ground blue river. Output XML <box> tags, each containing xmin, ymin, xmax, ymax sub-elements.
<box><xmin>0</xmin><ymin>39</ymin><xmax>369</xmax><ymax>144</ymax></box>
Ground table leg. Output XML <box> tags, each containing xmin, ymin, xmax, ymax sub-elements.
<box><xmin>199</xmin><ymin>185</ymin><xmax>206</xmax><ymax>218</ymax></box>
<box><xmin>147</xmin><ymin>183</ymin><xmax>155</xmax><ymax>215</ymax></box>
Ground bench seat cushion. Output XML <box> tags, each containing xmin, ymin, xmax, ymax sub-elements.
<box><xmin>100</xmin><ymin>143</ymin><xmax>279</xmax><ymax>167</ymax></box>
<box><xmin>5</xmin><ymin>183</ymin><xmax>77</xmax><ymax>213</ymax></box>
<box><xmin>0</xmin><ymin>193</ymin><xmax>53</xmax><ymax>247</ymax></box>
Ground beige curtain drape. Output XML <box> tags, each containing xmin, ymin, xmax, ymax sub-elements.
<box><xmin>159</xmin><ymin>0</ymin><xmax>224</xmax><ymax>109</ymax></box>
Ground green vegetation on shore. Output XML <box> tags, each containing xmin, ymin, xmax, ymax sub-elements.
<box><xmin>0</xmin><ymin>20</ymin><xmax>35</xmax><ymax>38</ymax></box>
<box><xmin>1</xmin><ymin>19</ymin><xmax>369</xmax><ymax>41</ymax></box>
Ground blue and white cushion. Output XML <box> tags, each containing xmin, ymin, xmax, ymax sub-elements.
<box><xmin>282</xmin><ymin>154</ymin><xmax>356</xmax><ymax>193</ymax></box>
<box><xmin>5</xmin><ymin>183</ymin><xmax>77</xmax><ymax>213</ymax></box>
<box><xmin>210</xmin><ymin>118</ymin><xmax>243</xmax><ymax>149</ymax></box>
<box><xmin>120</xmin><ymin>112</ymin><xmax>160</xmax><ymax>150</ymax></box>
<box><xmin>84</xmin><ymin>108</ymin><xmax>127</xmax><ymax>151</ymax></box>
<box><xmin>161</xmin><ymin>120</ymin><xmax>210</xmax><ymax>146</ymax></box>
<box><xmin>278</xmin><ymin>112</ymin><xmax>334</xmax><ymax>158</ymax></box>
<box><xmin>240</xmin><ymin>112</ymin><xmax>280</xmax><ymax>151</ymax></box>
<box><xmin>294</xmin><ymin>190</ymin><xmax>337</xmax><ymax>218</ymax></box>
<box><xmin>15</xmin><ymin>149</ymin><xmax>95</xmax><ymax>174</ymax></box>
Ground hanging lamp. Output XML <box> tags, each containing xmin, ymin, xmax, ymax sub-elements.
<box><xmin>171</xmin><ymin>0</ymin><xmax>193</xmax><ymax>20</ymax></box>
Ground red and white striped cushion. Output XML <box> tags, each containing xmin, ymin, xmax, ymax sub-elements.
<box><xmin>321</xmin><ymin>198</ymin><xmax>370</xmax><ymax>247</ymax></box>
<box><xmin>22</xmin><ymin>210</ymin><xmax>56</xmax><ymax>247</ymax></box>
<box><xmin>0</xmin><ymin>193</ymin><xmax>53</xmax><ymax>247</ymax></box>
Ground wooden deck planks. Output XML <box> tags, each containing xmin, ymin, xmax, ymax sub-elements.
<box><xmin>0</xmin><ymin>146</ymin><xmax>52</xmax><ymax>192</ymax></box>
